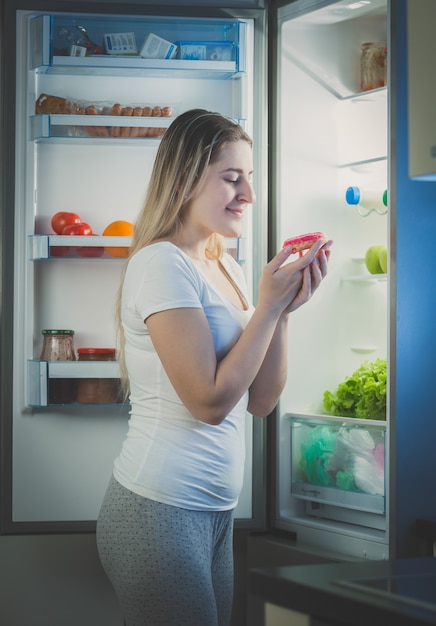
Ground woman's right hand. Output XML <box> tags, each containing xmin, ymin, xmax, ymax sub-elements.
<box><xmin>256</xmin><ymin>238</ymin><xmax>331</xmax><ymax>317</ymax></box>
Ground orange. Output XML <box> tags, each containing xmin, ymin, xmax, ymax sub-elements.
<box><xmin>102</xmin><ymin>220</ymin><xmax>134</xmax><ymax>258</ymax></box>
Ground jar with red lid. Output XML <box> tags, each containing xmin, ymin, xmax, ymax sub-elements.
<box><xmin>40</xmin><ymin>329</ymin><xmax>76</xmax><ymax>404</ymax></box>
<box><xmin>77</xmin><ymin>348</ymin><xmax>119</xmax><ymax>404</ymax></box>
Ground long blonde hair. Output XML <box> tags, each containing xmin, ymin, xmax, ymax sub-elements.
<box><xmin>116</xmin><ymin>109</ymin><xmax>252</xmax><ymax>397</ymax></box>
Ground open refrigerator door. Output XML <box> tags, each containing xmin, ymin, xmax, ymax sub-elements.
<box><xmin>2</xmin><ymin>6</ymin><xmax>265</xmax><ymax>532</ymax></box>
<box><xmin>273</xmin><ymin>0</ymin><xmax>389</xmax><ymax>560</ymax></box>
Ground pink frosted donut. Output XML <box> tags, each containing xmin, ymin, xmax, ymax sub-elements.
<box><xmin>283</xmin><ymin>231</ymin><xmax>328</xmax><ymax>255</ymax></box>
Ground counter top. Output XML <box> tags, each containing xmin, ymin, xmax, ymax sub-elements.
<box><xmin>249</xmin><ymin>557</ymin><xmax>436</xmax><ymax>626</ymax></box>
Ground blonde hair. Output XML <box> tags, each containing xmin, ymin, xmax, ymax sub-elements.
<box><xmin>116</xmin><ymin>109</ymin><xmax>252</xmax><ymax>398</ymax></box>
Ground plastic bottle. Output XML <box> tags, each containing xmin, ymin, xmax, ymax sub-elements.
<box><xmin>345</xmin><ymin>187</ymin><xmax>388</xmax><ymax>212</ymax></box>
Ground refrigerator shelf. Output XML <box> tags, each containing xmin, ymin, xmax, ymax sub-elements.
<box><xmin>284</xmin><ymin>42</ymin><xmax>388</xmax><ymax>99</ymax></box>
<box><xmin>340</xmin><ymin>156</ymin><xmax>388</xmax><ymax>170</ymax></box>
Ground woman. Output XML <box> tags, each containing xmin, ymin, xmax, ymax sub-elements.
<box><xmin>96</xmin><ymin>109</ymin><xmax>331</xmax><ymax>626</ymax></box>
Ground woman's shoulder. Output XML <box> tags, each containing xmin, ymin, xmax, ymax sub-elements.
<box><xmin>129</xmin><ymin>241</ymin><xmax>187</xmax><ymax>267</ymax></box>
<box><xmin>128</xmin><ymin>242</ymin><xmax>199</xmax><ymax>282</ymax></box>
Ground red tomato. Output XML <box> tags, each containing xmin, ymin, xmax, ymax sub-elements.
<box><xmin>62</xmin><ymin>222</ymin><xmax>93</xmax><ymax>236</ymax></box>
<box><xmin>51</xmin><ymin>211</ymin><xmax>82</xmax><ymax>235</ymax></box>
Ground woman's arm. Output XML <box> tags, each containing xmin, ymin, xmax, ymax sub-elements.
<box><xmin>247</xmin><ymin>247</ymin><xmax>330</xmax><ymax>417</ymax></box>
<box><xmin>145</xmin><ymin>241</ymin><xmax>329</xmax><ymax>425</ymax></box>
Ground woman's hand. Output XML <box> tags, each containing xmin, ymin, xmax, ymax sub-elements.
<box><xmin>283</xmin><ymin>240</ymin><xmax>332</xmax><ymax>314</ymax></box>
<box><xmin>256</xmin><ymin>238</ymin><xmax>332</xmax><ymax>317</ymax></box>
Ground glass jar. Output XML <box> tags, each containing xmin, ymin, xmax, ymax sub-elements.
<box><xmin>40</xmin><ymin>329</ymin><xmax>76</xmax><ymax>404</ymax></box>
<box><xmin>360</xmin><ymin>42</ymin><xmax>387</xmax><ymax>92</ymax></box>
<box><xmin>77</xmin><ymin>348</ymin><xmax>119</xmax><ymax>404</ymax></box>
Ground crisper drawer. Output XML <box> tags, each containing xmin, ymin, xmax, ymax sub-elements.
<box><xmin>290</xmin><ymin>414</ymin><xmax>386</xmax><ymax>515</ymax></box>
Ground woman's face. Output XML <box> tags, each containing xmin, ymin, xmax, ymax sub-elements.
<box><xmin>185</xmin><ymin>140</ymin><xmax>256</xmax><ymax>239</ymax></box>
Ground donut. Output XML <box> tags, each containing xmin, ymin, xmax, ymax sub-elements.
<box><xmin>283</xmin><ymin>231</ymin><xmax>328</xmax><ymax>256</ymax></box>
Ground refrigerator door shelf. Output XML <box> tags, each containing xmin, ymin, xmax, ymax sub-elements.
<box><xmin>30</xmin><ymin>14</ymin><xmax>246</xmax><ymax>78</ymax></box>
<box><xmin>27</xmin><ymin>359</ymin><xmax>121</xmax><ymax>407</ymax></box>
<box><xmin>29</xmin><ymin>235</ymin><xmax>246</xmax><ymax>262</ymax></box>
<box><xmin>341</xmin><ymin>273</ymin><xmax>387</xmax><ymax>283</ymax></box>
<box><xmin>45</xmin><ymin>57</ymin><xmax>238</xmax><ymax>79</ymax></box>
<box><xmin>30</xmin><ymin>114</ymin><xmax>174</xmax><ymax>142</ymax></box>
<box><xmin>30</xmin><ymin>235</ymin><xmax>132</xmax><ymax>260</ymax></box>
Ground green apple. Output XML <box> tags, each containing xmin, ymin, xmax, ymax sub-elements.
<box><xmin>365</xmin><ymin>245</ymin><xmax>384</xmax><ymax>274</ymax></box>
<box><xmin>379</xmin><ymin>246</ymin><xmax>388</xmax><ymax>273</ymax></box>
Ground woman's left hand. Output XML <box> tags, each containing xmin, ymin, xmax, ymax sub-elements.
<box><xmin>283</xmin><ymin>241</ymin><xmax>332</xmax><ymax>314</ymax></box>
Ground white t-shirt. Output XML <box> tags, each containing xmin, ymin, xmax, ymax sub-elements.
<box><xmin>113</xmin><ymin>242</ymin><xmax>254</xmax><ymax>511</ymax></box>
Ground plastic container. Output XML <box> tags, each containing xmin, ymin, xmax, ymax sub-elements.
<box><xmin>40</xmin><ymin>329</ymin><xmax>76</xmax><ymax>404</ymax></box>
<box><xmin>345</xmin><ymin>186</ymin><xmax>388</xmax><ymax>212</ymax></box>
<box><xmin>139</xmin><ymin>33</ymin><xmax>177</xmax><ymax>59</ymax></box>
<box><xmin>360</xmin><ymin>42</ymin><xmax>387</xmax><ymax>92</ymax></box>
<box><xmin>290</xmin><ymin>416</ymin><xmax>386</xmax><ymax>514</ymax></box>
<box><xmin>176</xmin><ymin>41</ymin><xmax>234</xmax><ymax>61</ymax></box>
<box><xmin>77</xmin><ymin>348</ymin><xmax>119</xmax><ymax>404</ymax></box>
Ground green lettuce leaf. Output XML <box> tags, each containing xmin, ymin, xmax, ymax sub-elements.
<box><xmin>323</xmin><ymin>358</ymin><xmax>387</xmax><ymax>420</ymax></box>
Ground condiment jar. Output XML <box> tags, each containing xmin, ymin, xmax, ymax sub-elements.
<box><xmin>77</xmin><ymin>348</ymin><xmax>119</xmax><ymax>404</ymax></box>
<box><xmin>360</xmin><ymin>42</ymin><xmax>387</xmax><ymax>91</ymax></box>
<box><xmin>40</xmin><ymin>329</ymin><xmax>76</xmax><ymax>404</ymax></box>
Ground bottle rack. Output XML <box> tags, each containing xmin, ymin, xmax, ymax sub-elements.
<box><xmin>354</xmin><ymin>204</ymin><xmax>388</xmax><ymax>218</ymax></box>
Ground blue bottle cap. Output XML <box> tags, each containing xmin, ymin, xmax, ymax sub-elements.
<box><xmin>345</xmin><ymin>186</ymin><xmax>360</xmax><ymax>205</ymax></box>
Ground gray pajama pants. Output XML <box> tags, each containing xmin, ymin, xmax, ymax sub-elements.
<box><xmin>96</xmin><ymin>475</ymin><xmax>234</xmax><ymax>626</ymax></box>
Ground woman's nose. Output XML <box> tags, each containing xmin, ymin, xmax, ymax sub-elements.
<box><xmin>238</xmin><ymin>181</ymin><xmax>256</xmax><ymax>204</ymax></box>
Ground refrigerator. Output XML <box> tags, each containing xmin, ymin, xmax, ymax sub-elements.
<box><xmin>1</xmin><ymin>0</ymin><xmax>436</xmax><ymax>565</ymax></box>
